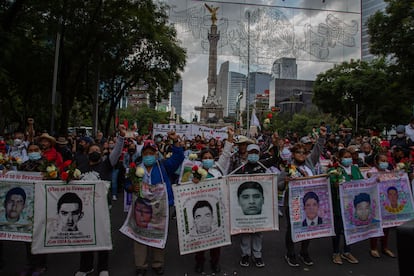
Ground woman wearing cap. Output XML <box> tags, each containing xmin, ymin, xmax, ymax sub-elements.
<box><xmin>125</xmin><ymin>131</ymin><xmax>184</xmax><ymax>276</ymax></box>
<box><xmin>190</xmin><ymin>127</ymin><xmax>234</xmax><ymax>274</ymax></box>
<box><xmin>281</xmin><ymin>127</ymin><xmax>326</xmax><ymax>268</ymax></box>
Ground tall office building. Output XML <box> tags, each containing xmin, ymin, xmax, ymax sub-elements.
<box><xmin>361</xmin><ymin>0</ymin><xmax>387</xmax><ymax>61</ymax></box>
<box><xmin>248</xmin><ymin>72</ymin><xmax>271</xmax><ymax>105</ymax></box>
<box><xmin>217</xmin><ymin>61</ymin><xmax>246</xmax><ymax>117</ymax></box>
<box><xmin>170</xmin><ymin>80</ymin><xmax>183</xmax><ymax>117</ymax></box>
<box><xmin>271</xmin><ymin>58</ymin><xmax>298</xmax><ymax>79</ymax></box>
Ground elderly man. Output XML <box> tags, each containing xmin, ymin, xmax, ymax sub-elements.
<box><xmin>38</xmin><ymin>133</ymin><xmax>63</xmax><ymax>167</ymax></box>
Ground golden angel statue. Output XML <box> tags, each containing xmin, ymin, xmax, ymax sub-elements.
<box><xmin>204</xmin><ymin>4</ymin><xmax>219</xmax><ymax>25</ymax></box>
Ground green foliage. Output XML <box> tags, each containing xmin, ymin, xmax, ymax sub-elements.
<box><xmin>118</xmin><ymin>105</ymin><xmax>169</xmax><ymax>135</ymax></box>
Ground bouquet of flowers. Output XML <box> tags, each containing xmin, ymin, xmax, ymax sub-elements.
<box><xmin>127</xmin><ymin>162</ymin><xmax>145</xmax><ymax>197</ymax></box>
<box><xmin>396</xmin><ymin>159</ymin><xmax>412</xmax><ymax>173</ymax></box>
<box><xmin>0</xmin><ymin>153</ymin><xmax>23</xmax><ymax>170</ymax></box>
<box><xmin>42</xmin><ymin>162</ymin><xmax>59</xmax><ymax>179</ymax></box>
<box><xmin>327</xmin><ymin>162</ymin><xmax>345</xmax><ymax>184</ymax></box>
<box><xmin>188</xmin><ymin>153</ymin><xmax>198</xmax><ymax>161</ymax></box>
<box><xmin>60</xmin><ymin>160</ymin><xmax>81</xmax><ymax>183</ymax></box>
<box><xmin>191</xmin><ymin>165</ymin><xmax>208</xmax><ymax>181</ymax></box>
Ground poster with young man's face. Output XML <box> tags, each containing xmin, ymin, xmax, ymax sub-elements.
<box><xmin>32</xmin><ymin>181</ymin><xmax>112</xmax><ymax>254</ymax></box>
<box><xmin>0</xmin><ymin>180</ymin><xmax>34</xmax><ymax>241</ymax></box>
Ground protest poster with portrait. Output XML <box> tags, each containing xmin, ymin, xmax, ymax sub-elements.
<box><xmin>0</xmin><ymin>180</ymin><xmax>34</xmax><ymax>242</ymax></box>
<box><xmin>120</xmin><ymin>181</ymin><xmax>169</xmax><ymax>249</ymax></box>
<box><xmin>376</xmin><ymin>172</ymin><xmax>414</xmax><ymax>228</ymax></box>
<box><xmin>228</xmin><ymin>174</ymin><xmax>278</xmax><ymax>235</ymax></box>
<box><xmin>288</xmin><ymin>175</ymin><xmax>335</xmax><ymax>242</ymax></box>
<box><xmin>340</xmin><ymin>177</ymin><xmax>383</xmax><ymax>245</ymax></box>
<box><xmin>172</xmin><ymin>178</ymin><xmax>230</xmax><ymax>255</ymax></box>
<box><xmin>32</xmin><ymin>180</ymin><xmax>112</xmax><ymax>254</ymax></box>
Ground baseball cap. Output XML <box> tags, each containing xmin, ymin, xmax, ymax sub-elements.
<box><xmin>300</xmin><ymin>136</ymin><xmax>312</xmax><ymax>144</ymax></box>
<box><xmin>246</xmin><ymin>144</ymin><xmax>260</xmax><ymax>152</ymax></box>
<box><xmin>234</xmin><ymin>135</ymin><xmax>253</xmax><ymax>144</ymax></box>
<box><xmin>396</xmin><ymin>125</ymin><xmax>405</xmax><ymax>133</ymax></box>
<box><xmin>142</xmin><ymin>140</ymin><xmax>158</xmax><ymax>151</ymax></box>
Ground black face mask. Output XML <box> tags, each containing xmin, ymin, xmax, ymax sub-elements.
<box><xmin>89</xmin><ymin>151</ymin><xmax>101</xmax><ymax>162</ymax></box>
<box><xmin>78</xmin><ymin>144</ymin><xmax>84</xmax><ymax>152</ymax></box>
<box><xmin>128</xmin><ymin>149</ymin><xmax>136</xmax><ymax>155</ymax></box>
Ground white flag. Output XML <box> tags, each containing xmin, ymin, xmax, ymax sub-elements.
<box><xmin>250</xmin><ymin>108</ymin><xmax>261</xmax><ymax>130</ymax></box>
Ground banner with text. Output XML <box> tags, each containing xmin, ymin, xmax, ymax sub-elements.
<box><xmin>32</xmin><ymin>181</ymin><xmax>112</xmax><ymax>254</ymax></box>
<box><xmin>153</xmin><ymin>124</ymin><xmax>228</xmax><ymax>140</ymax></box>
<box><xmin>288</xmin><ymin>175</ymin><xmax>335</xmax><ymax>242</ymax></box>
<box><xmin>172</xmin><ymin>178</ymin><xmax>231</xmax><ymax>255</ymax></box>
<box><xmin>0</xmin><ymin>180</ymin><xmax>35</xmax><ymax>242</ymax></box>
<box><xmin>340</xmin><ymin>178</ymin><xmax>383</xmax><ymax>245</ymax></box>
<box><xmin>228</xmin><ymin>174</ymin><xmax>278</xmax><ymax>235</ymax></box>
<box><xmin>119</xmin><ymin>181</ymin><xmax>169</xmax><ymax>249</ymax></box>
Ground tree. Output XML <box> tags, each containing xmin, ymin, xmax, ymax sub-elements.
<box><xmin>312</xmin><ymin>59</ymin><xmax>401</xmax><ymax>131</ymax></box>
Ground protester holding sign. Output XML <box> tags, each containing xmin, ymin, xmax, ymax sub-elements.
<box><xmin>328</xmin><ymin>148</ymin><xmax>363</xmax><ymax>265</ymax></box>
<box><xmin>74</xmin><ymin>124</ymin><xmax>126</xmax><ymax>276</ymax></box>
<box><xmin>191</xmin><ymin>127</ymin><xmax>234</xmax><ymax>274</ymax></box>
<box><xmin>279</xmin><ymin>127</ymin><xmax>326</xmax><ymax>268</ymax></box>
<box><xmin>125</xmin><ymin>131</ymin><xmax>184</xmax><ymax>276</ymax></box>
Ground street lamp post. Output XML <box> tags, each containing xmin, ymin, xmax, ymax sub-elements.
<box><xmin>246</xmin><ymin>10</ymin><xmax>251</xmax><ymax>137</ymax></box>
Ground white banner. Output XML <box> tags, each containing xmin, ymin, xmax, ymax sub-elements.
<box><xmin>340</xmin><ymin>177</ymin><xmax>383</xmax><ymax>245</ymax></box>
<box><xmin>227</xmin><ymin>174</ymin><xmax>278</xmax><ymax>235</ymax></box>
<box><xmin>172</xmin><ymin>178</ymin><xmax>231</xmax><ymax>255</ymax></box>
<box><xmin>32</xmin><ymin>181</ymin><xmax>112</xmax><ymax>254</ymax></box>
<box><xmin>153</xmin><ymin>124</ymin><xmax>228</xmax><ymax>140</ymax></box>
<box><xmin>288</xmin><ymin>176</ymin><xmax>335</xmax><ymax>242</ymax></box>
<box><xmin>119</xmin><ymin>181</ymin><xmax>169</xmax><ymax>249</ymax></box>
<box><xmin>0</xmin><ymin>171</ymin><xmax>43</xmax><ymax>181</ymax></box>
<box><xmin>0</xmin><ymin>180</ymin><xmax>35</xmax><ymax>242</ymax></box>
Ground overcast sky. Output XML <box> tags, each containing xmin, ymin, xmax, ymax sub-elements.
<box><xmin>163</xmin><ymin>0</ymin><xmax>361</xmax><ymax>121</ymax></box>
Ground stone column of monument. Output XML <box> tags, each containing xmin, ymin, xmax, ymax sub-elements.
<box><xmin>195</xmin><ymin>4</ymin><xmax>224</xmax><ymax>124</ymax></box>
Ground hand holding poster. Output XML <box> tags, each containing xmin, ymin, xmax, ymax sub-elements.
<box><xmin>339</xmin><ymin>177</ymin><xmax>383</xmax><ymax>245</ymax></box>
<box><xmin>32</xmin><ymin>181</ymin><xmax>112</xmax><ymax>254</ymax></box>
<box><xmin>288</xmin><ymin>175</ymin><xmax>335</xmax><ymax>242</ymax></box>
<box><xmin>0</xmin><ymin>180</ymin><xmax>34</xmax><ymax>242</ymax></box>
<box><xmin>172</xmin><ymin>178</ymin><xmax>230</xmax><ymax>255</ymax></box>
<box><xmin>228</xmin><ymin>174</ymin><xmax>278</xmax><ymax>235</ymax></box>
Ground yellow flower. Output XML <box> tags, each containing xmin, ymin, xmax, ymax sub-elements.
<box><xmin>16</xmin><ymin>157</ymin><xmax>23</xmax><ymax>164</ymax></box>
<box><xmin>264</xmin><ymin>118</ymin><xmax>270</xmax><ymax>124</ymax></box>
<box><xmin>49</xmin><ymin>170</ymin><xmax>58</xmax><ymax>179</ymax></box>
<box><xmin>135</xmin><ymin>167</ymin><xmax>145</xmax><ymax>178</ymax></box>
<box><xmin>189</xmin><ymin>153</ymin><xmax>198</xmax><ymax>161</ymax></box>
<box><xmin>198</xmin><ymin>167</ymin><xmax>208</xmax><ymax>178</ymax></box>
<box><xmin>396</xmin><ymin>162</ymin><xmax>405</xmax><ymax>171</ymax></box>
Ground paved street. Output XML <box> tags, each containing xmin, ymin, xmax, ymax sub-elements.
<box><xmin>1</xmin><ymin>192</ymin><xmax>399</xmax><ymax>276</ymax></box>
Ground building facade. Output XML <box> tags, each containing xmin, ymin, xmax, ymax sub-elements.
<box><xmin>170</xmin><ymin>80</ymin><xmax>183</xmax><ymax>117</ymax></box>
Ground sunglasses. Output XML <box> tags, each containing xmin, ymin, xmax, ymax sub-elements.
<box><xmin>295</xmin><ymin>150</ymin><xmax>307</xmax><ymax>155</ymax></box>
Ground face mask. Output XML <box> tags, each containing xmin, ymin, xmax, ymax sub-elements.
<box><xmin>247</xmin><ymin>154</ymin><xmax>259</xmax><ymax>163</ymax></box>
<box><xmin>143</xmin><ymin>155</ymin><xmax>156</xmax><ymax>166</ymax></box>
<box><xmin>397</xmin><ymin>133</ymin><xmax>404</xmax><ymax>138</ymax></box>
<box><xmin>128</xmin><ymin>149</ymin><xmax>136</xmax><ymax>154</ymax></box>
<box><xmin>378</xmin><ymin>162</ymin><xmax>389</xmax><ymax>170</ymax></box>
<box><xmin>109</xmin><ymin>144</ymin><xmax>114</xmax><ymax>149</ymax></box>
<box><xmin>202</xmin><ymin>159</ymin><xmax>214</xmax><ymax>169</ymax></box>
<box><xmin>28</xmin><ymin>152</ymin><xmax>42</xmax><ymax>161</ymax></box>
<box><xmin>89</xmin><ymin>151</ymin><xmax>101</xmax><ymax>162</ymax></box>
<box><xmin>156</xmin><ymin>138</ymin><xmax>162</xmax><ymax>143</ymax></box>
<box><xmin>78</xmin><ymin>144</ymin><xmax>84</xmax><ymax>152</ymax></box>
<box><xmin>186</xmin><ymin>143</ymin><xmax>191</xmax><ymax>148</ymax></box>
<box><xmin>341</xmin><ymin>158</ymin><xmax>353</xmax><ymax>167</ymax></box>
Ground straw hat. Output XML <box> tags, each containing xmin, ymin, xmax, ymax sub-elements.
<box><xmin>39</xmin><ymin>133</ymin><xmax>56</xmax><ymax>145</ymax></box>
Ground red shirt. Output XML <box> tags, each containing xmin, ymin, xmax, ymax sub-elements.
<box><xmin>43</xmin><ymin>147</ymin><xmax>63</xmax><ymax>167</ymax></box>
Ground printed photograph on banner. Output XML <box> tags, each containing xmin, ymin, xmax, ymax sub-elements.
<box><xmin>124</xmin><ymin>190</ymin><xmax>133</xmax><ymax>213</ymax></box>
<box><xmin>172</xmin><ymin>178</ymin><xmax>230</xmax><ymax>255</ymax></box>
<box><xmin>119</xmin><ymin>181</ymin><xmax>169</xmax><ymax>249</ymax></box>
<box><xmin>376</xmin><ymin>173</ymin><xmax>414</xmax><ymax>228</ymax></box>
<box><xmin>340</xmin><ymin>178</ymin><xmax>383</xmax><ymax>245</ymax></box>
<box><xmin>43</xmin><ymin>184</ymin><xmax>96</xmax><ymax>247</ymax></box>
<box><xmin>288</xmin><ymin>176</ymin><xmax>335</xmax><ymax>242</ymax></box>
<box><xmin>179</xmin><ymin>160</ymin><xmax>201</xmax><ymax>184</ymax></box>
<box><xmin>0</xmin><ymin>180</ymin><xmax>34</xmax><ymax>241</ymax></box>
<box><xmin>228</xmin><ymin>174</ymin><xmax>278</xmax><ymax>234</ymax></box>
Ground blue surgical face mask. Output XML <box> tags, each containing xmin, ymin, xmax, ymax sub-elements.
<box><xmin>28</xmin><ymin>152</ymin><xmax>42</xmax><ymax>161</ymax></box>
<box><xmin>378</xmin><ymin>161</ymin><xmax>389</xmax><ymax>170</ymax></box>
<box><xmin>247</xmin><ymin>153</ymin><xmax>260</xmax><ymax>163</ymax></box>
<box><xmin>202</xmin><ymin>159</ymin><xmax>214</xmax><ymax>169</ymax></box>
<box><xmin>341</xmin><ymin>158</ymin><xmax>353</xmax><ymax>167</ymax></box>
<box><xmin>143</xmin><ymin>155</ymin><xmax>156</xmax><ymax>167</ymax></box>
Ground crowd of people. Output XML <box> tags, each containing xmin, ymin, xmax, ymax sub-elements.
<box><xmin>1</xmin><ymin>117</ymin><xmax>414</xmax><ymax>276</ymax></box>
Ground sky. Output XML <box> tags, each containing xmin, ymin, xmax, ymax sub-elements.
<box><xmin>163</xmin><ymin>0</ymin><xmax>361</xmax><ymax>122</ymax></box>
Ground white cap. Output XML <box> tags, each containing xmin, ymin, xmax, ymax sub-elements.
<box><xmin>247</xmin><ymin>144</ymin><xmax>260</xmax><ymax>152</ymax></box>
